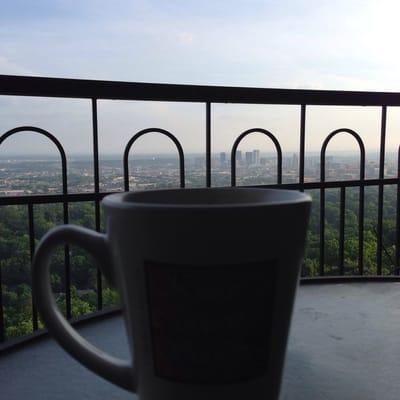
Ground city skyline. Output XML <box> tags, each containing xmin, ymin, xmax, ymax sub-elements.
<box><xmin>0</xmin><ymin>149</ymin><xmax>399</xmax><ymax>159</ymax></box>
<box><xmin>1</xmin><ymin>151</ymin><xmax>398</xmax><ymax>198</ymax></box>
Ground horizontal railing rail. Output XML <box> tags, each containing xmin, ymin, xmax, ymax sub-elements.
<box><xmin>0</xmin><ymin>178</ymin><xmax>399</xmax><ymax>206</ymax></box>
<box><xmin>2</xmin><ymin>74</ymin><xmax>400</xmax><ymax>105</ymax></box>
<box><xmin>1</xmin><ymin>74</ymin><xmax>400</xmax><ymax>350</ymax></box>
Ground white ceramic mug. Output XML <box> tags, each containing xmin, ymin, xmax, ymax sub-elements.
<box><xmin>33</xmin><ymin>187</ymin><xmax>311</xmax><ymax>400</ymax></box>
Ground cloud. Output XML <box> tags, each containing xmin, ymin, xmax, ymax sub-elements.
<box><xmin>178</xmin><ymin>32</ymin><xmax>193</xmax><ymax>45</ymax></box>
<box><xmin>1</xmin><ymin>0</ymin><xmax>399</xmax><ymax>89</ymax></box>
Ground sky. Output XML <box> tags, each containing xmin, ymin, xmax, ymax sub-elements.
<box><xmin>1</xmin><ymin>0</ymin><xmax>400</xmax><ymax>157</ymax></box>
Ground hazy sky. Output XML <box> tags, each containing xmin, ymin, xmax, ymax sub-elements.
<box><xmin>1</xmin><ymin>0</ymin><xmax>400</xmax><ymax>157</ymax></box>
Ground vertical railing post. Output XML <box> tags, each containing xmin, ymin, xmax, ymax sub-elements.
<box><xmin>206</xmin><ymin>102</ymin><xmax>211</xmax><ymax>188</ymax></box>
<box><xmin>60</xmin><ymin>144</ymin><xmax>71</xmax><ymax>319</ymax></box>
<box><xmin>377</xmin><ymin>105</ymin><xmax>387</xmax><ymax>275</ymax></box>
<box><xmin>339</xmin><ymin>187</ymin><xmax>346</xmax><ymax>275</ymax></box>
<box><xmin>358</xmin><ymin>161</ymin><xmax>365</xmax><ymax>276</ymax></box>
<box><xmin>0</xmin><ymin>258</ymin><xmax>4</xmax><ymax>342</ymax></box>
<box><xmin>92</xmin><ymin>98</ymin><xmax>103</xmax><ymax>310</ymax></box>
<box><xmin>28</xmin><ymin>203</ymin><xmax>38</xmax><ymax>330</ymax></box>
<box><xmin>319</xmin><ymin>156</ymin><xmax>326</xmax><ymax>276</ymax></box>
<box><xmin>299</xmin><ymin>104</ymin><xmax>307</xmax><ymax>276</ymax></box>
<box><xmin>63</xmin><ymin>200</ymin><xmax>71</xmax><ymax>319</ymax></box>
<box><xmin>299</xmin><ymin>105</ymin><xmax>306</xmax><ymax>192</ymax></box>
<box><xmin>396</xmin><ymin>146</ymin><xmax>400</xmax><ymax>275</ymax></box>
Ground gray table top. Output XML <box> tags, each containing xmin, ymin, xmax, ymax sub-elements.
<box><xmin>2</xmin><ymin>282</ymin><xmax>400</xmax><ymax>399</ymax></box>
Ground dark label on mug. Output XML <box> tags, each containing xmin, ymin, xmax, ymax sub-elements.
<box><xmin>145</xmin><ymin>260</ymin><xmax>277</xmax><ymax>384</ymax></box>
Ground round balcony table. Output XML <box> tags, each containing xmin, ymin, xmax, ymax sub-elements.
<box><xmin>1</xmin><ymin>281</ymin><xmax>400</xmax><ymax>399</ymax></box>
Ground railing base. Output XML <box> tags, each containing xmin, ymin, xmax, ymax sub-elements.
<box><xmin>0</xmin><ymin>306</ymin><xmax>121</xmax><ymax>357</ymax></box>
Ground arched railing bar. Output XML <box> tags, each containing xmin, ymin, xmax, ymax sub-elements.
<box><xmin>319</xmin><ymin>128</ymin><xmax>366</xmax><ymax>276</ymax></box>
<box><xmin>320</xmin><ymin>128</ymin><xmax>365</xmax><ymax>182</ymax></box>
<box><xmin>0</xmin><ymin>126</ymin><xmax>68</xmax><ymax>193</ymax></box>
<box><xmin>123</xmin><ymin>128</ymin><xmax>185</xmax><ymax>191</ymax></box>
<box><xmin>0</xmin><ymin>126</ymin><xmax>71</xmax><ymax>324</ymax></box>
<box><xmin>230</xmin><ymin>128</ymin><xmax>282</xmax><ymax>186</ymax></box>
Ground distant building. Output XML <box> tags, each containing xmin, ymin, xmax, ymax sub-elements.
<box><xmin>220</xmin><ymin>152</ymin><xmax>226</xmax><ymax>166</ymax></box>
<box><xmin>236</xmin><ymin>150</ymin><xmax>242</xmax><ymax>164</ymax></box>
<box><xmin>245</xmin><ymin>151</ymin><xmax>253</xmax><ymax>166</ymax></box>
<box><xmin>194</xmin><ymin>157</ymin><xmax>204</xmax><ymax>169</ymax></box>
<box><xmin>292</xmin><ymin>153</ymin><xmax>299</xmax><ymax>170</ymax></box>
<box><xmin>253</xmin><ymin>149</ymin><xmax>260</xmax><ymax>166</ymax></box>
<box><xmin>325</xmin><ymin>156</ymin><xmax>334</xmax><ymax>168</ymax></box>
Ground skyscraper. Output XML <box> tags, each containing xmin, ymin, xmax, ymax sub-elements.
<box><xmin>253</xmin><ymin>149</ymin><xmax>260</xmax><ymax>166</ymax></box>
<box><xmin>245</xmin><ymin>152</ymin><xmax>253</xmax><ymax>166</ymax></box>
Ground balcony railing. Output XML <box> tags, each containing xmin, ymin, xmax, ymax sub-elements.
<box><xmin>1</xmin><ymin>74</ymin><xmax>400</xmax><ymax>350</ymax></box>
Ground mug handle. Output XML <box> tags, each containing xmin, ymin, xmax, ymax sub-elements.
<box><xmin>32</xmin><ymin>225</ymin><xmax>136</xmax><ymax>392</ymax></box>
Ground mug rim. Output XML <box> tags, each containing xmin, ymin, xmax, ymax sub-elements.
<box><xmin>102</xmin><ymin>187</ymin><xmax>311</xmax><ymax>210</ymax></box>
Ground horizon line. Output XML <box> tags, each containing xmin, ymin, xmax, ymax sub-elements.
<box><xmin>0</xmin><ymin>149</ymin><xmax>399</xmax><ymax>156</ymax></box>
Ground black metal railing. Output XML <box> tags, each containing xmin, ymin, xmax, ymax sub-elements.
<box><xmin>1</xmin><ymin>74</ymin><xmax>400</xmax><ymax>349</ymax></box>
